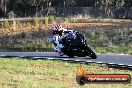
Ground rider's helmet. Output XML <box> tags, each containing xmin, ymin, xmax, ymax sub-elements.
<box><xmin>52</xmin><ymin>24</ymin><xmax>62</xmax><ymax>31</ymax></box>
<box><xmin>52</xmin><ymin>24</ymin><xmax>63</xmax><ymax>36</ymax></box>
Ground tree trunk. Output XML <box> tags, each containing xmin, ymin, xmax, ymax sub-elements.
<box><xmin>123</xmin><ymin>7</ymin><xmax>128</xmax><ymax>18</ymax></box>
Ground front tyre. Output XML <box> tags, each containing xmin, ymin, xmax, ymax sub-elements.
<box><xmin>84</xmin><ymin>45</ymin><xmax>97</xmax><ymax>59</ymax></box>
<box><xmin>88</xmin><ymin>51</ymin><xmax>97</xmax><ymax>59</ymax></box>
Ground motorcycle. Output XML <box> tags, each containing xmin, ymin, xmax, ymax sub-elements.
<box><xmin>59</xmin><ymin>31</ymin><xmax>97</xmax><ymax>59</ymax></box>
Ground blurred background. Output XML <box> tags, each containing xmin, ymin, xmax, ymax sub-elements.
<box><xmin>0</xmin><ymin>0</ymin><xmax>131</xmax><ymax>54</ymax></box>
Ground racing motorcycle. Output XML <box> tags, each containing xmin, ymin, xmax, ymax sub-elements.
<box><xmin>60</xmin><ymin>31</ymin><xmax>97</xmax><ymax>59</ymax></box>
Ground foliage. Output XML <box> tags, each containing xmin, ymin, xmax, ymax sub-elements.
<box><xmin>2</xmin><ymin>20</ymin><xmax>9</xmax><ymax>28</ymax></box>
<box><xmin>49</xmin><ymin>16</ymin><xmax>55</xmax><ymax>24</ymax></box>
<box><xmin>20</xmin><ymin>32</ymin><xmax>27</xmax><ymax>39</ymax></box>
<box><xmin>1</xmin><ymin>0</ymin><xmax>132</xmax><ymax>17</ymax></box>
<box><xmin>33</xmin><ymin>18</ymin><xmax>40</xmax><ymax>25</ymax></box>
<box><xmin>44</xmin><ymin>17</ymin><xmax>49</xmax><ymax>25</ymax></box>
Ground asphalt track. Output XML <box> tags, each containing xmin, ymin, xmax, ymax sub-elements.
<box><xmin>0</xmin><ymin>52</ymin><xmax>132</xmax><ymax>70</ymax></box>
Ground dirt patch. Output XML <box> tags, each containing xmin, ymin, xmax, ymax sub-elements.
<box><xmin>0</xmin><ymin>22</ymin><xmax>125</xmax><ymax>36</ymax></box>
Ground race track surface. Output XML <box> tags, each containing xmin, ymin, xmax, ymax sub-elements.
<box><xmin>0</xmin><ymin>52</ymin><xmax>132</xmax><ymax>66</ymax></box>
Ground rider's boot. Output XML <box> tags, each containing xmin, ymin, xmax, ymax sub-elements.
<box><xmin>54</xmin><ymin>46</ymin><xmax>64</xmax><ymax>56</ymax></box>
<box><xmin>58</xmin><ymin>50</ymin><xmax>64</xmax><ymax>56</ymax></box>
<box><xmin>56</xmin><ymin>43</ymin><xmax>64</xmax><ymax>56</ymax></box>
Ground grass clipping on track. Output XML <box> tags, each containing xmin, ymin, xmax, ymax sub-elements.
<box><xmin>0</xmin><ymin>58</ymin><xmax>132</xmax><ymax>88</ymax></box>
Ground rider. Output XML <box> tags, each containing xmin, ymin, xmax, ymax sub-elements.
<box><xmin>50</xmin><ymin>24</ymin><xmax>67</xmax><ymax>56</ymax></box>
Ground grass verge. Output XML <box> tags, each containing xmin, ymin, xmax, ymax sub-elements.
<box><xmin>95</xmin><ymin>46</ymin><xmax>132</xmax><ymax>55</ymax></box>
<box><xmin>0</xmin><ymin>58</ymin><xmax>132</xmax><ymax>88</ymax></box>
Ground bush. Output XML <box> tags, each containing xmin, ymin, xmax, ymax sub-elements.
<box><xmin>44</xmin><ymin>17</ymin><xmax>49</xmax><ymax>25</ymax></box>
<box><xmin>49</xmin><ymin>16</ymin><xmax>55</xmax><ymax>24</ymax></box>
<box><xmin>2</xmin><ymin>20</ymin><xmax>9</xmax><ymax>28</ymax></box>
<box><xmin>21</xmin><ymin>32</ymin><xmax>26</xmax><ymax>38</ymax></box>
<box><xmin>33</xmin><ymin>18</ymin><xmax>40</xmax><ymax>25</ymax></box>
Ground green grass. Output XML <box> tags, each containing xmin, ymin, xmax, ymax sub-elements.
<box><xmin>0</xmin><ymin>58</ymin><xmax>132</xmax><ymax>88</ymax></box>
<box><xmin>95</xmin><ymin>46</ymin><xmax>132</xmax><ymax>54</ymax></box>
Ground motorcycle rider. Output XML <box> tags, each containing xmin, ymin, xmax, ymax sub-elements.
<box><xmin>50</xmin><ymin>24</ymin><xmax>68</xmax><ymax>56</ymax></box>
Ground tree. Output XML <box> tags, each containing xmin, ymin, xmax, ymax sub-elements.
<box><xmin>1</xmin><ymin>0</ymin><xmax>132</xmax><ymax>17</ymax></box>
<box><xmin>0</xmin><ymin>0</ymin><xmax>7</xmax><ymax>16</ymax></box>
<box><xmin>76</xmin><ymin>0</ymin><xmax>95</xmax><ymax>7</ymax></box>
